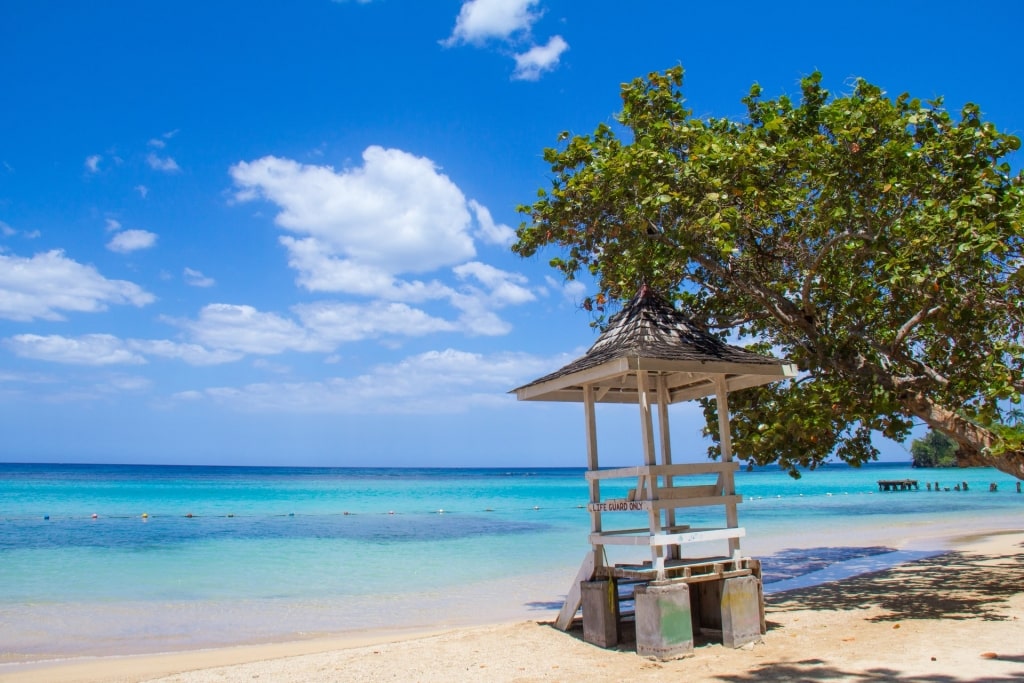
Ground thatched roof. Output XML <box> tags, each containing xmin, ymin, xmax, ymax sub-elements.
<box><xmin>513</xmin><ymin>286</ymin><xmax>796</xmax><ymax>404</ymax></box>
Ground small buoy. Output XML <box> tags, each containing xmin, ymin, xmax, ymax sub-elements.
<box><xmin>185</xmin><ymin>513</ymin><xmax>193</xmax><ymax>518</ymax></box>
<box><xmin>388</xmin><ymin>510</ymin><xmax>395</xmax><ymax>515</ymax></box>
<box><xmin>533</xmin><ymin>505</ymin><xmax>540</xmax><ymax>510</ymax></box>
<box><xmin>91</xmin><ymin>513</ymin><xmax>98</xmax><ymax>519</ymax></box>
<box><xmin>437</xmin><ymin>509</ymin><xmax>445</xmax><ymax>514</ymax></box>
<box><xmin>141</xmin><ymin>512</ymin><xmax>148</xmax><ymax>518</ymax></box>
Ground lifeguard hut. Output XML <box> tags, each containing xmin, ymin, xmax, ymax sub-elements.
<box><xmin>513</xmin><ymin>286</ymin><xmax>796</xmax><ymax>658</ymax></box>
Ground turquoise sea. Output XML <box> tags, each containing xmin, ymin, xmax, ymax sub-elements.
<box><xmin>1</xmin><ymin>461</ymin><xmax>1022</xmax><ymax>664</ymax></box>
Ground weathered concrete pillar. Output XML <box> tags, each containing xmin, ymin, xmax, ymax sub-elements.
<box><xmin>721</xmin><ymin>575</ymin><xmax>763</xmax><ymax>648</ymax></box>
<box><xmin>581</xmin><ymin>579</ymin><xmax>619</xmax><ymax>648</ymax></box>
<box><xmin>634</xmin><ymin>583</ymin><xmax>694</xmax><ymax>659</ymax></box>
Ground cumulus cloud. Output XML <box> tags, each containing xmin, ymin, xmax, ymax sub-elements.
<box><xmin>469</xmin><ymin>200</ymin><xmax>515</xmax><ymax>246</ymax></box>
<box><xmin>229</xmin><ymin>146</ymin><xmax>541</xmax><ymax>339</ymax></box>
<box><xmin>183</xmin><ymin>267</ymin><xmax>215</xmax><ymax>287</ymax></box>
<box><xmin>231</xmin><ymin>148</ymin><xmax>475</xmax><ymax>278</ymax></box>
<box><xmin>147</xmin><ymin>153</ymin><xmax>180</xmax><ymax>172</ymax></box>
<box><xmin>129</xmin><ymin>339</ymin><xmax>243</xmax><ymax>365</ymax></box>
<box><xmin>105</xmin><ymin>218</ymin><xmax>122</xmax><ymax>232</ymax></box>
<box><xmin>512</xmin><ymin>34</ymin><xmax>568</xmax><ymax>80</ymax></box>
<box><xmin>443</xmin><ymin>0</ymin><xmax>540</xmax><ymax>46</ymax></box>
<box><xmin>294</xmin><ymin>301</ymin><xmax>456</xmax><ymax>342</ymax></box>
<box><xmin>190</xmin><ymin>348</ymin><xmax>565</xmax><ymax>414</ymax></box>
<box><xmin>443</xmin><ymin>0</ymin><xmax>567</xmax><ymax>79</ymax></box>
<box><xmin>0</xmin><ymin>250</ymin><xmax>154</xmax><ymax>321</ymax></box>
<box><xmin>178</xmin><ymin>303</ymin><xmax>332</xmax><ymax>355</ymax></box>
<box><xmin>3</xmin><ymin>334</ymin><xmax>244</xmax><ymax>367</ymax></box>
<box><xmin>107</xmin><ymin>229</ymin><xmax>158</xmax><ymax>253</ymax></box>
<box><xmin>134</xmin><ymin>184</ymin><xmax>149</xmax><ymax>198</ymax></box>
<box><xmin>1</xmin><ymin>220</ymin><xmax>17</xmax><ymax>237</ymax></box>
<box><xmin>4</xmin><ymin>333</ymin><xmax>147</xmax><ymax>366</ymax></box>
<box><xmin>84</xmin><ymin>155</ymin><xmax>102</xmax><ymax>173</ymax></box>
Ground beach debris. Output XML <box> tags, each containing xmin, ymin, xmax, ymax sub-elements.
<box><xmin>980</xmin><ymin>651</ymin><xmax>999</xmax><ymax>659</ymax></box>
<box><xmin>892</xmin><ymin>623</ymin><xmax>900</xmax><ymax>629</ymax></box>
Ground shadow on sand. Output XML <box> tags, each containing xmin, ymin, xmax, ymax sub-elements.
<box><xmin>536</xmin><ymin>541</ymin><xmax>1024</xmax><ymax>680</ymax></box>
<box><xmin>767</xmin><ymin>543</ymin><xmax>1024</xmax><ymax>623</ymax></box>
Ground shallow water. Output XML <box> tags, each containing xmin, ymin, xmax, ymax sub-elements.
<box><xmin>1</xmin><ymin>462</ymin><xmax>1021</xmax><ymax>661</ymax></box>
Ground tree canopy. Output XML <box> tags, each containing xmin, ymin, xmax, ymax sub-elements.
<box><xmin>910</xmin><ymin>430</ymin><xmax>960</xmax><ymax>469</ymax></box>
<box><xmin>514</xmin><ymin>67</ymin><xmax>1024</xmax><ymax>479</ymax></box>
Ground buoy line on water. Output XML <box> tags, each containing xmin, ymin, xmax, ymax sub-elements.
<box><xmin>10</xmin><ymin>487</ymin><xmax>1004</xmax><ymax>524</ymax></box>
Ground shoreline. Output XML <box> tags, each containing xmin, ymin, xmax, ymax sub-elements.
<box><xmin>3</xmin><ymin>528</ymin><xmax>1022</xmax><ymax>683</ymax></box>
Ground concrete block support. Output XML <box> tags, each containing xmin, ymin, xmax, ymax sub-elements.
<box><xmin>581</xmin><ymin>580</ymin><xmax>619</xmax><ymax>648</ymax></box>
<box><xmin>634</xmin><ymin>583</ymin><xmax>694</xmax><ymax>660</ymax></box>
<box><xmin>721</xmin><ymin>575</ymin><xmax>763</xmax><ymax>648</ymax></box>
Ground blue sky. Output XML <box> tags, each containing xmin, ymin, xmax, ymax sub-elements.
<box><xmin>1</xmin><ymin>1</ymin><xmax>1021</xmax><ymax>467</ymax></box>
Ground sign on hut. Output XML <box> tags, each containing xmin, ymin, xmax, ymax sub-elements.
<box><xmin>513</xmin><ymin>286</ymin><xmax>796</xmax><ymax>658</ymax></box>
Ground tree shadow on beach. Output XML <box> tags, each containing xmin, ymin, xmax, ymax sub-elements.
<box><xmin>767</xmin><ymin>543</ymin><xmax>1024</xmax><ymax>623</ymax></box>
<box><xmin>712</xmin><ymin>658</ymin><xmax>1024</xmax><ymax>682</ymax></box>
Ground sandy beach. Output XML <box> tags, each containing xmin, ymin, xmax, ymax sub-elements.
<box><xmin>3</xmin><ymin>530</ymin><xmax>1022</xmax><ymax>683</ymax></box>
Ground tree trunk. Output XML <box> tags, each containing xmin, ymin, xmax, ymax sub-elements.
<box><xmin>902</xmin><ymin>392</ymin><xmax>1024</xmax><ymax>480</ymax></box>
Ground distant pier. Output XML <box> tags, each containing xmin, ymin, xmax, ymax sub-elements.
<box><xmin>878</xmin><ymin>479</ymin><xmax>919</xmax><ymax>492</ymax></box>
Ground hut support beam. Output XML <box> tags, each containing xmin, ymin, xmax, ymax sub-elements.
<box><xmin>714</xmin><ymin>376</ymin><xmax>741</xmax><ymax>558</ymax></box>
<box><xmin>657</xmin><ymin>374</ymin><xmax>678</xmax><ymax>559</ymax></box>
<box><xmin>584</xmin><ymin>384</ymin><xmax>602</xmax><ymax>565</ymax></box>
<box><xmin>637</xmin><ymin>370</ymin><xmax>665</xmax><ymax>575</ymax></box>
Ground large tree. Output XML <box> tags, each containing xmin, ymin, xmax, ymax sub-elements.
<box><xmin>514</xmin><ymin>67</ymin><xmax>1024</xmax><ymax>478</ymax></box>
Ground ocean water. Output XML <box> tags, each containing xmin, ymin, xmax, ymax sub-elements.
<box><xmin>1</xmin><ymin>461</ymin><xmax>1022</xmax><ymax>663</ymax></box>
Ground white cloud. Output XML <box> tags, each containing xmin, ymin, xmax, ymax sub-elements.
<box><xmin>4</xmin><ymin>333</ymin><xmax>147</xmax><ymax>366</ymax></box>
<box><xmin>147</xmin><ymin>138</ymin><xmax>166</xmax><ymax>149</ymax></box>
<box><xmin>134</xmin><ymin>184</ymin><xmax>149</xmax><ymax>198</ymax></box>
<box><xmin>295</xmin><ymin>301</ymin><xmax>456</xmax><ymax>342</ymax></box>
<box><xmin>102</xmin><ymin>375</ymin><xmax>152</xmax><ymax>392</ymax></box>
<box><xmin>180</xmin><ymin>303</ymin><xmax>332</xmax><ymax>355</ymax></box>
<box><xmin>469</xmin><ymin>199</ymin><xmax>515</xmax><ymax>246</ymax></box>
<box><xmin>128</xmin><ymin>339</ymin><xmax>243</xmax><ymax>366</ymax></box>
<box><xmin>105</xmin><ymin>218</ymin><xmax>122</xmax><ymax>232</ymax></box>
<box><xmin>453</xmin><ymin>262</ymin><xmax>535</xmax><ymax>306</ymax></box>
<box><xmin>183</xmin><ymin>267</ymin><xmax>215</xmax><ymax>287</ymax></box>
<box><xmin>84</xmin><ymin>155</ymin><xmax>102</xmax><ymax>173</ymax></box>
<box><xmin>107</xmin><ymin>229</ymin><xmax>158</xmax><ymax>253</ymax></box>
<box><xmin>146</xmin><ymin>153</ymin><xmax>180</xmax><ymax>172</ymax></box>
<box><xmin>191</xmin><ymin>348</ymin><xmax>564</xmax><ymax>414</ymax></box>
<box><xmin>3</xmin><ymin>334</ymin><xmax>243</xmax><ymax>367</ymax></box>
<box><xmin>512</xmin><ymin>34</ymin><xmax>568</xmax><ymax>80</ymax></box>
<box><xmin>229</xmin><ymin>147</ymin><xmax>539</xmax><ymax>339</ymax></box>
<box><xmin>444</xmin><ymin>0</ymin><xmax>540</xmax><ymax>46</ymax></box>
<box><xmin>231</xmin><ymin>148</ymin><xmax>476</xmax><ymax>279</ymax></box>
<box><xmin>1</xmin><ymin>220</ymin><xmax>16</xmax><ymax>237</ymax></box>
<box><xmin>546</xmin><ymin>274</ymin><xmax>585</xmax><ymax>301</ymax></box>
<box><xmin>0</xmin><ymin>250</ymin><xmax>154</xmax><ymax>321</ymax></box>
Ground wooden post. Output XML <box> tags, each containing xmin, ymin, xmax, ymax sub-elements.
<box><xmin>637</xmin><ymin>370</ymin><xmax>665</xmax><ymax>575</ymax></box>
<box><xmin>584</xmin><ymin>384</ymin><xmax>602</xmax><ymax>567</ymax></box>
<box><xmin>657</xmin><ymin>374</ymin><xmax>678</xmax><ymax>560</ymax></box>
<box><xmin>714</xmin><ymin>376</ymin><xmax>741</xmax><ymax>557</ymax></box>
